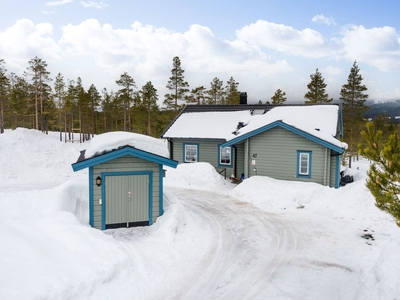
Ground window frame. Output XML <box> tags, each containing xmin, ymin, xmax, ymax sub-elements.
<box><xmin>183</xmin><ymin>143</ymin><xmax>199</xmax><ymax>163</ymax></box>
<box><xmin>297</xmin><ymin>151</ymin><xmax>312</xmax><ymax>178</ymax></box>
<box><xmin>218</xmin><ymin>145</ymin><xmax>232</xmax><ymax>167</ymax></box>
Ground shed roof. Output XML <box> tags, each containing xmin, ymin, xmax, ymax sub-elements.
<box><xmin>161</xmin><ymin>104</ymin><xmax>346</xmax><ymax>151</ymax></box>
<box><xmin>72</xmin><ymin>146</ymin><xmax>178</xmax><ymax>172</ymax></box>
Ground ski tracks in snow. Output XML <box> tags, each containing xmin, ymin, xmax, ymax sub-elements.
<box><xmin>168</xmin><ymin>187</ymin><xmax>298</xmax><ymax>299</ymax></box>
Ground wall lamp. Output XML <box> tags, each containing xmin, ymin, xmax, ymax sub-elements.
<box><xmin>96</xmin><ymin>176</ymin><xmax>102</xmax><ymax>186</ymax></box>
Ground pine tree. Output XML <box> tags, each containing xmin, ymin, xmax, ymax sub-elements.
<box><xmin>140</xmin><ymin>81</ymin><xmax>159</xmax><ymax>136</ymax></box>
<box><xmin>187</xmin><ymin>86</ymin><xmax>206</xmax><ymax>105</ymax></box>
<box><xmin>359</xmin><ymin>122</ymin><xmax>400</xmax><ymax>224</ymax></box>
<box><xmin>116</xmin><ymin>72</ymin><xmax>136</xmax><ymax>131</ymax></box>
<box><xmin>0</xmin><ymin>58</ymin><xmax>9</xmax><ymax>133</ymax></box>
<box><xmin>27</xmin><ymin>56</ymin><xmax>51</xmax><ymax>131</ymax></box>
<box><xmin>53</xmin><ymin>73</ymin><xmax>66</xmax><ymax>140</ymax></box>
<box><xmin>271</xmin><ymin>89</ymin><xmax>287</xmax><ymax>104</ymax></box>
<box><xmin>164</xmin><ymin>56</ymin><xmax>189</xmax><ymax>114</ymax></box>
<box><xmin>340</xmin><ymin>61</ymin><xmax>369</xmax><ymax>168</ymax></box>
<box><xmin>304</xmin><ymin>69</ymin><xmax>332</xmax><ymax>104</ymax></box>
<box><xmin>225</xmin><ymin>76</ymin><xmax>240</xmax><ymax>105</ymax></box>
<box><xmin>206</xmin><ymin>77</ymin><xmax>224</xmax><ymax>105</ymax></box>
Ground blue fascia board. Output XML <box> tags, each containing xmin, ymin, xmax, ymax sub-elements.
<box><xmin>221</xmin><ymin>121</ymin><xmax>345</xmax><ymax>154</ymax></box>
<box><xmin>72</xmin><ymin>146</ymin><xmax>178</xmax><ymax>172</ymax></box>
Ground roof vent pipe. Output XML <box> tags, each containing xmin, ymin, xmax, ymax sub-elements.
<box><xmin>240</xmin><ymin>92</ymin><xmax>247</xmax><ymax>105</ymax></box>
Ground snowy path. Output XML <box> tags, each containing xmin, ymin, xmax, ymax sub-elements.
<box><xmin>167</xmin><ymin>187</ymin><xmax>298</xmax><ymax>299</ymax></box>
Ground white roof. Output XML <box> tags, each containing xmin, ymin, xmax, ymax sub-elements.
<box><xmin>162</xmin><ymin>105</ymin><xmax>346</xmax><ymax>149</ymax></box>
<box><xmin>84</xmin><ymin>131</ymin><xmax>169</xmax><ymax>159</ymax></box>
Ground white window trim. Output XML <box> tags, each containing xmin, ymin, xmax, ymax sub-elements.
<box><xmin>219</xmin><ymin>146</ymin><xmax>232</xmax><ymax>166</ymax></box>
<box><xmin>184</xmin><ymin>144</ymin><xmax>198</xmax><ymax>163</ymax></box>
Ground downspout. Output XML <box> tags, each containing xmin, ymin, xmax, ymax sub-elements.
<box><xmin>168</xmin><ymin>138</ymin><xmax>173</xmax><ymax>160</ymax></box>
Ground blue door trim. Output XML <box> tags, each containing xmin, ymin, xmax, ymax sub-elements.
<box><xmin>100</xmin><ymin>171</ymin><xmax>153</xmax><ymax>230</ymax></box>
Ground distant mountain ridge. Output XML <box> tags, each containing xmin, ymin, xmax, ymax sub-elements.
<box><xmin>363</xmin><ymin>100</ymin><xmax>400</xmax><ymax>121</ymax></box>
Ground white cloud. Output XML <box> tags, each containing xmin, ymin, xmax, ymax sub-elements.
<box><xmin>341</xmin><ymin>25</ymin><xmax>400</xmax><ymax>71</ymax></box>
<box><xmin>312</xmin><ymin>14</ymin><xmax>337</xmax><ymax>26</ymax></box>
<box><xmin>81</xmin><ymin>1</ymin><xmax>109</xmax><ymax>9</ymax></box>
<box><xmin>59</xmin><ymin>20</ymin><xmax>293</xmax><ymax>82</ymax></box>
<box><xmin>46</xmin><ymin>0</ymin><xmax>73</xmax><ymax>7</ymax></box>
<box><xmin>235</xmin><ymin>20</ymin><xmax>340</xmax><ymax>58</ymax></box>
<box><xmin>0</xmin><ymin>19</ymin><xmax>61</xmax><ymax>71</ymax></box>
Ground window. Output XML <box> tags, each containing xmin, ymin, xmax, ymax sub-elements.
<box><xmin>184</xmin><ymin>144</ymin><xmax>198</xmax><ymax>162</ymax></box>
<box><xmin>219</xmin><ymin>146</ymin><xmax>232</xmax><ymax>166</ymax></box>
<box><xmin>297</xmin><ymin>151</ymin><xmax>311</xmax><ymax>178</ymax></box>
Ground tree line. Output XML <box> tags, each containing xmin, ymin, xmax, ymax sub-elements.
<box><xmin>0</xmin><ymin>56</ymin><xmax>244</xmax><ymax>141</ymax></box>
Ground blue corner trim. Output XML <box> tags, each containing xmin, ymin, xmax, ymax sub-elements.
<box><xmin>335</xmin><ymin>155</ymin><xmax>340</xmax><ymax>188</ymax></box>
<box><xmin>296</xmin><ymin>151</ymin><xmax>312</xmax><ymax>178</ymax></box>
<box><xmin>221</xmin><ymin>121</ymin><xmax>345</xmax><ymax>154</ymax></box>
<box><xmin>159</xmin><ymin>165</ymin><xmax>164</xmax><ymax>216</ymax></box>
<box><xmin>72</xmin><ymin>146</ymin><xmax>178</xmax><ymax>172</ymax></box>
<box><xmin>89</xmin><ymin>167</ymin><xmax>94</xmax><ymax>227</ymax></box>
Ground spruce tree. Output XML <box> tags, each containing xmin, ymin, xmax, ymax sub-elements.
<box><xmin>359</xmin><ymin>122</ymin><xmax>400</xmax><ymax>224</ymax></box>
<box><xmin>164</xmin><ymin>56</ymin><xmax>189</xmax><ymax>114</ymax></box>
<box><xmin>304</xmin><ymin>69</ymin><xmax>332</xmax><ymax>104</ymax></box>
<box><xmin>271</xmin><ymin>89</ymin><xmax>287</xmax><ymax>104</ymax></box>
<box><xmin>340</xmin><ymin>61</ymin><xmax>369</xmax><ymax>168</ymax></box>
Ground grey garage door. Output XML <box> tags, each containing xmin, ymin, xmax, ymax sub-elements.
<box><xmin>105</xmin><ymin>174</ymin><xmax>149</xmax><ymax>228</ymax></box>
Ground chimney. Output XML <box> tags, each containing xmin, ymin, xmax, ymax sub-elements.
<box><xmin>240</xmin><ymin>92</ymin><xmax>247</xmax><ymax>105</ymax></box>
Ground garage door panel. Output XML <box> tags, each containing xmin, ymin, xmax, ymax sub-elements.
<box><xmin>105</xmin><ymin>174</ymin><xmax>149</xmax><ymax>227</ymax></box>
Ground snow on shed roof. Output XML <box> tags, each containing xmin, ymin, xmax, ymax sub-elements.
<box><xmin>84</xmin><ymin>131</ymin><xmax>169</xmax><ymax>159</ymax></box>
<box><xmin>162</xmin><ymin>105</ymin><xmax>346</xmax><ymax>149</ymax></box>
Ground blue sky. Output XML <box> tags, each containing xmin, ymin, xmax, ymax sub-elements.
<box><xmin>1</xmin><ymin>0</ymin><xmax>400</xmax><ymax>103</ymax></box>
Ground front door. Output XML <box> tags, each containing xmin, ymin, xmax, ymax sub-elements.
<box><xmin>105</xmin><ymin>174</ymin><xmax>149</xmax><ymax>229</ymax></box>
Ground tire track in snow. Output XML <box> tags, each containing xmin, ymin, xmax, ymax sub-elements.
<box><xmin>168</xmin><ymin>187</ymin><xmax>297</xmax><ymax>299</ymax></box>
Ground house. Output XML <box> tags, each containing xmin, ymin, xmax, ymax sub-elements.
<box><xmin>71</xmin><ymin>132</ymin><xmax>178</xmax><ymax>230</ymax></box>
<box><xmin>160</xmin><ymin>99</ymin><xmax>346</xmax><ymax>188</ymax></box>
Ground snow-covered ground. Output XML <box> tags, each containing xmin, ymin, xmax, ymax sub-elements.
<box><xmin>1</xmin><ymin>128</ymin><xmax>400</xmax><ymax>300</ymax></box>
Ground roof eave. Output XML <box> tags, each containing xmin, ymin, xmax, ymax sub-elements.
<box><xmin>71</xmin><ymin>146</ymin><xmax>178</xmax><ymax>172</ymax></box>
<box><xmin>221</xmin><ymin>120</ymin><xmax>345</xmax><ymax>154</ymax></box>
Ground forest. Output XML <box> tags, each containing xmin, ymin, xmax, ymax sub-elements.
<box><xmin>0</xmin><ymin>56</ymin><xmax>245</xmax><ymax>141</ymax></box>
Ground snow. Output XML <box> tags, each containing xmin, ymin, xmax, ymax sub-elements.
<box><xmin>83</xmin><ymin>131</ymin><xmax>169</xmax><ymax>159</ymax></box>
<box><xmin>1</xmin><ymin>128</ymin><xmax>400</xmax><ymax>299</ymax></box>
<box><xmin>162</xmin><ymin>105</ymin><xmax>347</xmax><ymax>150</ymax></box>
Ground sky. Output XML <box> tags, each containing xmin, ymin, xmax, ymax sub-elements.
<box><xmin>1</xmin><ymin>0</ymin><xmax>400</xmax><ymax>104</ymax></box>
<box><xmin>1</xmin><ymin>128</ymin><xmax>400</xmax><ymax>299</ymax></box>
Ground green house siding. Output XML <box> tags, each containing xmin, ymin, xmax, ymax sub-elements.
<box><xmin>170</xmin><ymin>138</ymin><xmax>235</xmax><ymax>174</ymax></box>
<box><xmin>92</xmin><ymin>155</ymin><xmax>161</xmax><ymax>229</ymax></box>
<box><xmin>235</xmin><ymin>143</ymin><xmax>245</xmax><ymax>179</ymax></box>
<box><xmin>244</xmin><ymin>127</ymin><xmax>333</xmax><ymax>186</ymax></box>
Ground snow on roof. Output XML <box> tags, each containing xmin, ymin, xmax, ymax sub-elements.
<box><xmin>84</xmin><ymin>131</ymin><xmax>169</xmax><ymax>159</ymax></box>
<box><xmin>162</xmin><ymin>105</ymin><xmax>346</xmax><ymax>149</ymax></box>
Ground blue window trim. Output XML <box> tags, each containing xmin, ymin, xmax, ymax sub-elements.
<box><xmin>100</xmin><ymin>171</ymin><xmax>153</xmax><ymax>230</ymax></box>
<box><xmin>218</xmin><ymin>144</ymin><xmax>233</xmax><ymax>167</ymax></box>
<box><xmin>183</xmin><ymin>143</ymin><xmax>199</xmax><ymax>163</ymax></box>
<box><xmin>297</xmin><ymin>151</ymin><xmax>312</xmax><ymax>178</ymax></box>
